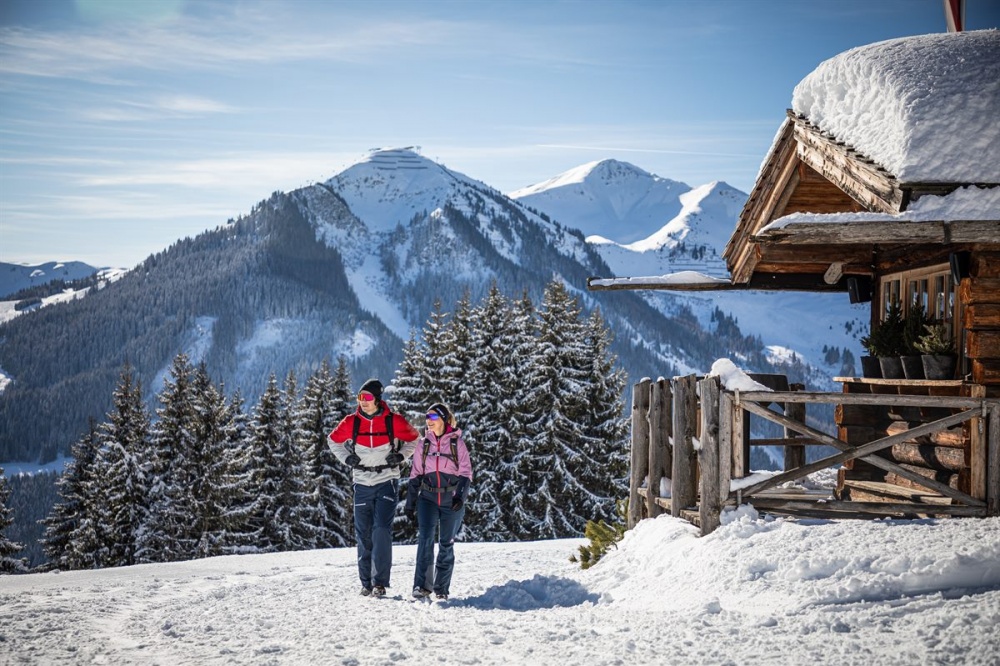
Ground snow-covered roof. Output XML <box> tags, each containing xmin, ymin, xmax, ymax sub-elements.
<box><xmin>792</xmin><ymin>29</ymin><xmax>1000</xmax><ymax>184</ymax></box>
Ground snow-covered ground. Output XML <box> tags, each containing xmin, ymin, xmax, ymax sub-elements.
<box><xmin>3</xmin><ymin>508</ymin><xmax>998</xmax><ymax>665</ymax></box>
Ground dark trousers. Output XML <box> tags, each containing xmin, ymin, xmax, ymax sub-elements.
<box><xmin>413</xmin><ymin>496</ymin><xmax>466</xmax><ymax>595</ymax></box>
<box><xmin>354</xmin><ymin>479</ymin><xmax>398</xmax><ymax>588</ymax></box>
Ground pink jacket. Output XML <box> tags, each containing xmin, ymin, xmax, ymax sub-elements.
<box><xmin>408</xmin><ymin>426</ymin><xmax>473</xmax><ymax>505</ymax></box>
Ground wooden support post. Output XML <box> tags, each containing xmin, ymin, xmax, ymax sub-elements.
<box><xmin>628</xmin><ymin>378</ymin><xmax>651</xmax><ymax>529</ymax></box>
<box><xmin>989</xmin><ymin>401</ymin><xmax>1000</xmax><ymax>516</ymax></box>
<box><xmin>732</xmin><ymin>393</ymin><xmax>750</xmax><ymax>477</ymax></box>
<box><xmin>719</xmin><ymin>390</ymin><xmax>734</xmax><ymax>507</ymax></box>
<box><xmin>970</xmin><ymin>384</ymin><xmax>987</xmax><ymax>501</ymax></box>
<box><xmin>647</xmin><ymin>379</ymin><xmax>672</xmax><ymax>518</ymax></box>
<box><xmin>647</xmin><ymin>381</ymin><xmax>663</xmax><ymax>518</ymax></box>
<box><xmin>699</xmin><ymin>376</ymin><xmax>722</xmax><ymax>535</ymax></box>
<box><xmin>671</xmin><ymin>375</ymin><xmax>698</xmax><ymax>517</ymax></box>
<box><xmin>784</xmin><ymin>383</ymin><xmax>806</xmax><ymax>471</ymax></box>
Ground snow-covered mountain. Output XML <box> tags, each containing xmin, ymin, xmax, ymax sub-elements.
<box><xmin>0</xmin><ymin>149</ymin><xmax>832</xmax><ymax>466</ymax></box>
<box><xmin>511</xmin><ymin>159</ymin><xmax>690</xmax><ymax>244</ymax></box>
<box><xmin>510</xmin><ymin>160</ymin><xmax>868</xmax><ymax>388</ymax></box>
<box><xmin>0</xmin><ymin>261</ymin><xmax>102</xmax><ymax>298</ymax></box>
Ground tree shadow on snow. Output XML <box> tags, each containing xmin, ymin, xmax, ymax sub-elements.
<box><xmin>451</xmin><ymin>574</ymin><xmax>598</xmax><ymax>611</ymax></box>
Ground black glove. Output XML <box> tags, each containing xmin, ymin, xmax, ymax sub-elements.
<box><xmin>405</xmin><ymin>503</ymin><xmax>416</xmax><ymax>521</ymax></box>
<box><xmin>345</xmin><ymin>453</ymin><xmax>361</xmax><ymax>468</ymax></box>
<box><xmin>451</xmin><ymin>495</ymin><xmax>464</xmax><ymax>511</ymax></box>
<box><xmin>385</xmin><ymin>451</ymin><xmax>404</xmax><ymax>466</ymax></box>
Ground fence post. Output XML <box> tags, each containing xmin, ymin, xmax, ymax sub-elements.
<box><xmin>988</xmin><ymin>401</ymin><xmax>999</xmax><ymax>516</ymax></box>
<box><xmin>671</xmin><ymin>374</ymin><xmax>698</xmax><ymax>517</ymax></box>
<box><xmin>628</xmin><ymin>378</ymin><xmax>651</xmax><ymax>528</ymax></box>
<box><xmin>647</xmin><ymin>379</ymin><xmax>672</xmax><ymax>518</ymax></box>
<box><xmin>699</xmin><ymin>376</ymin><xmax>722</xmax><ymax>535</ymax></box>
<box><xmin>784</xmin><ymin>383</ymin><xmax>806</xmax><ymax>471</ymax></box>
<box><xmin>719</xmin><ymin>389</ymin><xmax>733</xmax><ymax>508</ymax></box>
<box><xmin>732</xmin><ymin>393</ymin><xmax>749</xmax><ymax>478</ymax></box>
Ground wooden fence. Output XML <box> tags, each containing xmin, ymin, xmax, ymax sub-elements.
<box><xmin>629</xmin><ymin>375</ymin><xmax>1000</xmax><ymax>535</ymax></box>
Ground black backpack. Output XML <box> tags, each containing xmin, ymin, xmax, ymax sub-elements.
<box><xmin>421</xmin><ymin>432</ymin><xmax>458</xmax><ymax>467</ymax></box>
<box><xmin>347</xmin><ymin>408</ymin><xmax>399</xmax><ymax>472</ymax></box>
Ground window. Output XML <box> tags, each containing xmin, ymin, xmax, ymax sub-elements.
<box><xmin>879</xmin><ymin>264</ymin><xmax>956</xmax><ymax>332</ymax></box>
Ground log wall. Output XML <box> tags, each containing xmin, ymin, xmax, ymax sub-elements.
<box><xmin>962</xmin><ymin>252</ymin><xmax>1000</xmax><ymax>392</ymax></box>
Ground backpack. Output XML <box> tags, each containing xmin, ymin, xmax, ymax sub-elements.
<box><xmin>346</xmin><ymin>407</ymin><xmax>399</xmax><ymax>473</ymax></box>
<box><xmin>351</xmin><ymin>407</ymin><xmax>395</xmax><ymax>448</ymax></box>
<box><xmin>421</xmin><ymin>431</ymin><xmax>458</xmax><ymax>467</ymax></box>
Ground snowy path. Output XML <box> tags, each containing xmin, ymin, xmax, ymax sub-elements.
<box><xmin>3</xmin><ymin>512</ymin><xmax>1000</xmax><ymax>665</ymax></box>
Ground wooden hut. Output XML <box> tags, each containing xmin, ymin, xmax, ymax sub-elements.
<box><xmin>589</xmin><ymin>30</ymin><xmax>1000</xmax><ymax>525</ymax></box>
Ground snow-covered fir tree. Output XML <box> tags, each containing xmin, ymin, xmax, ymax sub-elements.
<box><xmin>246</xmin><ymin>374</ymin><xmax>313</xmax><ymax>552</ymax></box>
<box><xmin>41</xmin><ymin>421</ymin><xmax>103</xmax><ymax>570</ymax></box>
<box><xmin>295</xmin><ymin>359</ymin><xmax>352</xmax><ymax>548</ymax></box>
<box><xmin>463</xmin><ymin>282</ymin><xmax>517</xmax><ymax>541</ymax></box>
<box><xmin>138</xmin><ymin>354</ymin><xmax>201</xmax><ymax>563</ymax></box>
<box><xmin>389</xmin><ymin>331</ymin><xmax>427</xmax><ymax>424</ymax></box>
<box><xmin>529</xmin><ymin>279</ymin><xmax>621</xmax><ymax>538</ymax></box>
<box><xmin>438</xmin><ymin>289</ymin><xmax>475</xmax><ymax>417</ymax></box>
<box><xmin>188</xmin><ymin>364</ymin><xmax>248</xmax><ymax>558</ymax></box>
<box><xmin>94</xmin><ymin>364</ymin><xmax>150</xmax><ymax>567</ymax></box>
<box><xmin>0</xmin><ymin>467</ymin><xmax>28</xmax><ymax>573</ymax></box>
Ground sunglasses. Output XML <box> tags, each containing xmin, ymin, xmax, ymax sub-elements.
<box><xmin>358</xmin><ymin>392</ymin><xmax>376</xmax><ymax>402</ymax></box>
<box><xmin>426</xmin><ymin>412</ymin><xmax>442</xmax><ymax>420</ymax></box>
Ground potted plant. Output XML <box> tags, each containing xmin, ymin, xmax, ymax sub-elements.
<box><xmin>916</xmin><ymin>322</ymin><xmax>957</xmax><ymax>380</ymax></box>
<box><xmin>859</xmin><ymin>329</ymin><xmax>882</xmax><ymax>378</ymax></box>
<box><xmin>901</xmin><ymin>302</ymin><xmax>930</xmax><ymax>379</ymax></box>
<box><xmin>871</xmin><ymin>302</ymin><xmax>906</xmax><ymax>379</ymax></box>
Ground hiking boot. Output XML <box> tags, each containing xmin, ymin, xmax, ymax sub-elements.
<box><xmin>360</xmin><ymin>586</ymin><xmax>372</xmax><ymax>597</ymax></box>
<box><xmin>412</xmin><ymin>587</ymin><xmax>431</xmax><ymax>598</ymax></box>
<box><xmin>372</xmin><ymin>585</ymin><xmax>387</xmax><ymax>598</ymax></box>
<box><xmin>435</xmin><ymin>592</ymin><xmax>448</xmax><ymax>600</ymax></box>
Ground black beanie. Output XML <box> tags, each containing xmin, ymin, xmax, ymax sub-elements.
<box><xmin>359</xmin><ymin>378</ymin><xmax>383</xmax><ymax>401</ymax></box>
<box><xmin>427</xmin><ymin>402</ymin><xmax>451</xmax><ymax>424</ymax></box>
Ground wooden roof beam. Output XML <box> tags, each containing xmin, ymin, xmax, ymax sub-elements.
<box><xmin>791</xmin><ymin>115</ymin><xmax>904</xmax><ymax>213</ymax></box>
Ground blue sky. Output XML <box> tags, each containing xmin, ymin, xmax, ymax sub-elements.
<box><xmin>2</xmin><ymin>0</ymin><xmax>998</xmax><ymax>269</ymax></box>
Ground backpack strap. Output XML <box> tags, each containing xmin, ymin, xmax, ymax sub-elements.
<box><xmin>349</xmin><ymin>408</ymin><xmax>401</xmax><ymax>473</ymax></box>
<box><xmin>421</xmin><ymin>431</ymin><xmax>458</xmax><ymax>466</ymax></box>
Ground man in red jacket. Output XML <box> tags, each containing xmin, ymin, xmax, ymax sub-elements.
<box><xmin>328</xmin><ymin>378</ymin><xmax>418</xmax><ymax>597</ymax></box>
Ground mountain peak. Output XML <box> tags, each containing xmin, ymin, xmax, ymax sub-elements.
<box><xmin>324</xmin><ymin>148</ymin><xmax>481</xmax><ymax>233</ymax></box>
<box><xmin>509</xmin><ymin>159</ymin><xmax>690</xmax><ymax>244</ymax></box>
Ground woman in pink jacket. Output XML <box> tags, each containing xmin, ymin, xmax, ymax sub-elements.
<box><xmin>405</xmin><ymin>402</ymin><xmax>473</xmax><ymax>600</ymax></box>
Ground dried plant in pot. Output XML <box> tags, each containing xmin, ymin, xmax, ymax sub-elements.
<box><xmin>916</xmin><ymin>323</ymin><xmax>957</xmax><ymax>380</ymax></box>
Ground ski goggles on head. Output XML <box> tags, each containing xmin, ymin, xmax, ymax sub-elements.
<box><xmin>358</xmin><ymin>392</ymin><xmax>376</xmax><ymax>402</ymax></box>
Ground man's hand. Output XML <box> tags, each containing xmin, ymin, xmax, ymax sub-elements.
<box><xmin>385</xmin><ymin>451</ymin><xmax>404</xmax><ymax>466</ymax></box>
<box><xmin>345</xmin><ymin>453</ymin><xmax>361</xmax><ymax>468</ymax></box>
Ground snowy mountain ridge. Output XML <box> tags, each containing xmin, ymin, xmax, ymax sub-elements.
<box><xmin>511</xmin><ymin>158</ymin><xmax>691</xmax><ymax>245</ymax></box>
<box><xmin>0</xmin><ymin>261</ymin><xmax>103</xmax><ymax>299</ymax></box>
<box><xmin>0</xmin><ymin>148</ymin><xmax>857</xmax><ymax>466</ymax></box>
<box><xmin>508</xmin><ymin>157</ymin><xmax>866</xmax><ymax>390</ymax></box>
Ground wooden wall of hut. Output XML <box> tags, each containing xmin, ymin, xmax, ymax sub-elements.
<box><xmin>963</xmin><ymin>251</ymin><xmax>1000</xmax><ymax>393</ymax></box>
<box><xmin>835</xmin><ymin>378</ymin><xmax>987</xmax><ymax>504</ymax></box>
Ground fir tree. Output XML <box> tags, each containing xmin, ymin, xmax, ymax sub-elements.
<box><xmin>503</xmin><ymin>290</ymin><xmax>547</xmax><ymax>540</ymax></box>
<box><xmin>390</xmin><ymin>331</ymin><xmax>428</xmax><ymax>424</ymax></box>
<box><xmin>464</xmin><ymin>282</ymin><xmax>516</xmax><ymax>540</ymax></box>
<box><xmin>189</xmin><ymin>364</ymin><xmax>246</xmax><ymax>558</ymax></box>
<box><xmin>41</xmin><ymin>421</ymin><xmax>103</xmax><ymax>570</ymax></box>
<box><xmin>247</xmin><ymin>374</ymin><xmax>312</xmax><ymax>552</ymax></box>
<box><xmin>139</xmin><ymin>353</ymin><xmax>200</xmax><ymax>563</ymax></box>
<box><xmin>295</xmin><ymin>359</ymin><xmax>352</xmax><ymax>548</ymax></box>
<box><xmin>0</xmin><ymin>468</ymin><xmax>29</xmax><ymax>573</ymax></box>
<box><xmin>530</xmin><ymin>279</ymin><xmax>599</xmax><ymax>538</ymax></box>
<box><xmin>95</xmin><ymin>363</ymin><xmax>150</xmax><ymax>567</ymax></box>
